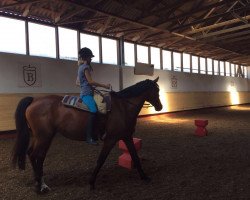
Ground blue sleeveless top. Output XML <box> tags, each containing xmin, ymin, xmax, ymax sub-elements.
<box><xmin>78</xmin><ymin>64</ymin><xmax>93</xmax><ymax>96</ymax></box>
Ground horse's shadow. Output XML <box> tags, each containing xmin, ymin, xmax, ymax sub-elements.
<box><xmin>44</xmin><ymin>168</ymin><xmax>92</xmax><ymax>187</ymax></box>
<box><xmin>39</xmin><ymin>164</ymin><xmax>150</xmax><ymax>189</ymax></box>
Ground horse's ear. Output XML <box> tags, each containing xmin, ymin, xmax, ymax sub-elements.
<box><xmin>153</xmin><ymin>76</ymin><xmax>159</xmax><ymax>82</ymax></box>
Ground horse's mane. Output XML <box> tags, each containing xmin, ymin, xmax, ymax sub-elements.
<box><xmin>111</xmin><ymin>79</ymin><xmax>158</xmax><ymax>98</ymax></box>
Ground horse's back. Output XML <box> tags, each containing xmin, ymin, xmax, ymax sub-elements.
<box><xmin>25</xmin><ymin>95</ymin><xmax>90</xmax><ymax>141</ymax></box>
<box><xmin>25</xmin><ymin>95</ymin><xmax>62</xmax><ymax>134</ymax></box>
<box><xmin>26</xmin><ymin>95</ymin><xmax>62</xmax><ymax>117</ymax></box>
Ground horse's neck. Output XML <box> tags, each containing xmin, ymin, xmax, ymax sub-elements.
<box><xmin>125</xmin><ymin>93</ymin><xmax>146</xmax><ymax>118</ymax></box>
<box><xmin>111</xmin><ymin>92</ymin><xmax>147</xmax><ymax>131</ymax></box>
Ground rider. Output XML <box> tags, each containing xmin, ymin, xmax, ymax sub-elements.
<box><xmin>76</xmin><ymin>47</ymin><xmax>111</xmax><ymax>145</ymax></box>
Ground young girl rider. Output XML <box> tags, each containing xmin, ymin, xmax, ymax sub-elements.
<box><xmin>76</xmin><ymin>47</ymin><xmax>111</xmax><ymax>145</ymax></box>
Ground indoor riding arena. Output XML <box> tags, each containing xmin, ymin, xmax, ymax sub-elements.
<box><xmin>0</xmin><ymin>1</ymin><xmax>250</xmax><ymax>200</ymax></box>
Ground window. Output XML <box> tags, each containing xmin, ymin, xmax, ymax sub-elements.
<box><xmin>200</xmin><ymin>57</ymin><xmax>206</xmax><ymax>74</ymax></box>
<box><xmin>101</xmin><ymin>37</ymin><xmax>117</xmax><ymax>65</ymax></box>
<box><xmin>235</xmin><ymin>65</ymin><xmax>239</xmax><ymax>77</ymax></box>
<box><xmin>124</xmin><ymin>42</ymin><xmax>135</xmax><ymax>66</ymax></box>
<box><xmin>244</xmin><ymin>66</ymin><xmax>248</xmax><ymax>78</ymax></box>
<box><xmin>225</xmin><ymin>62</ymin><xmax>230</xmax><ymax>76</ymax></box>
<box><xmin>207</xmin><ymin>58</ymin><xmax>213</xmax><ymax>75</ymax></box>
<box><xmin>214</xmin><ymin>60</ymin><xmax>219</xmax><ymax>75</ymax></box>
<box><xmin>137</xmin><ymin>45</ymin><xmax>148</xmax><ymax>64</ymax></box>
<box><xmin>220</xmin><ymin>61</ymin><xmax>225</xmax><ymax>76</ymax></box>
<box><xmin>150</xmin><ymin>47</ymin><xmax>160</xmax><ymax>69</ymax></box>
<box><xmin>173</xmin><ymin>52</ymin><xmax>181</xmax><ymax>71</ymax></box>
<box><xmin>183</xmin><ymin>53</ymin><xmax>190</xmax><ymax>73</ymax></box>
<box><xmin>162</xmin><ymin>50</ymin><xmax>171</xmax><ymax>70</ymax></box>
<box><xmin>29</xmin><ymin>22</ymin><xmax>56</xmax><ymax>58</ymax></box>
<box><xmin>231</xmin><ymin>64</ymin><xmax>235</xmax><ymax>77</ymax></box>
<box><xmin>81</xmin><ymin>33</ymin><xmax>100</xmax><ymax>63</ymax></box>
<box><xmin>192</xmin><ymin>56</ymin><xmax>198</xmax><ymax>73</ymax></box>
<box><xmin>241</xmin><ymin>65</ymin><xmax>244</xmax><ymax>77</ymax></box>
<box><xmin>58</xmin><ymin>27</ymin><xmax>77</xmax><ymax>60</ymax></box>
<box><xmin>0</xmin><ymin>16</ymin><xmax>26</xmax><ymax>54</ymax></box>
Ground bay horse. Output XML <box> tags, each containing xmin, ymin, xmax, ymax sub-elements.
<box><xmin>12</xmin><ymin>77</ymin><xmax>162</xmax><ymax>193</ymax></box>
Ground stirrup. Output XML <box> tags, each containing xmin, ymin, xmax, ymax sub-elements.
<box><xmin>100</xmin><ymin>133</ymin><xmax>107</xmax><ymax>141</ymax></box>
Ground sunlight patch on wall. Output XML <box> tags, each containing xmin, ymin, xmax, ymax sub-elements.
<box><xmin>159</xmin><ymin>91</ymin><xmax>169</xmax><ymax>113</ymax></box>
<box><xmin>227</xmin><ymin>85</ymin><xmax>239</xmax><ymax>105</ymax></box>
<box><xmin>147</xmin><ymin>85</ymin><xmax>169</xmax><ymax>114</ymax></box>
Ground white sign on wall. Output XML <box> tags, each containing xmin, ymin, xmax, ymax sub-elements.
<box><xmin>134</xmin><ymin>62</ymin><xmax>154</xmax><ymax>76</ymax></box>
<box><xmin>18</xmin><ymin>63</ymin><xmax>42</xmax><ymax>87</ymax></box>
<box><xmin>231</xmin><ymin>81</ymin><xmax>235</xmax><ymax>86</ymax></box>
<box><xmin>171</xmin><ymin>75</ymin><xmax>178</xmax><ymax>88</ymax></box>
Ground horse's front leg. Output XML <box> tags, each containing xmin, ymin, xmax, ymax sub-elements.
<box><xmin>89</xmin><ymin>139</ymin><xmax>117</xmax><ymax>190</ymax></box>
<box><xmin>123</xmin><ymin>136</ymin><xmax>150</xmax><ymax>181</ymax></box>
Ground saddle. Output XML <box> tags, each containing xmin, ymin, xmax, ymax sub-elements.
<box><xmin>62</xmin><ymin>91</ymin><xmax>111</xmax><ymax>114</ymax></box>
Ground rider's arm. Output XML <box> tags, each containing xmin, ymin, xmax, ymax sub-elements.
<box><xmin>76</xmin><ymin>76</ymin><xmax>80</xmax><ymax>86</ymax></box>
<box><xmin>84</xmin><ymin>69</ymin><xmax>110</xmax><ymax>89</ymax></box>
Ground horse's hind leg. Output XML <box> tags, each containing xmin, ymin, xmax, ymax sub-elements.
<box><xmin>28</xmin><ymin>139</ymin><xmax>52</xmax><ymax>194</ymax></box>
<box><xmin>89</xmin><ymin>139</ymin><xmax>117</xmax><ymax>190</ymax></box>
<box><xmin>123</xmin><ymin>136</ymin><xmax>150</xmax><ymax>181</ymax></box>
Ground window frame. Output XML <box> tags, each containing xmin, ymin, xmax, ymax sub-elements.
<box><xmin>183</xmin><ymin>53</ymin><xmax>191</xmax><ymax>73</ymax></box>
<box><xmin>173</xmin><ymin>52</ymin><xmax>181</xmax><ymax>72</ymax></box>
<box><xmin>162</xmin><ymin>50</ymin><xmax>172</xmax><ymax>71</ymax></box>
<box><xmin>0</xmin><ymin>16</ymin><xmax>26</xmax><ymax>55</ymax></box>
<box><xmin>28</xmin><ymin>22</ymin><xmax>57</xmax><ymax>58</ymax></box>
<box><xmin>136</xmin><ymin>44</ymin><xmax>149</xmax><ymax>64</ymax></box>
<box><xmin>192</xmin><ymin>55</ymin><xmax>199</xmax><ymax>73</ymax></box>
<box><xmin>58</xmin><ymin>27</ymin><xmax>78</xmax><ymax>60</ymax></box>
<box><xmin>150</xmin><ymin>46</ymin><xmax>161</xmax><ymax>69</ymax></box>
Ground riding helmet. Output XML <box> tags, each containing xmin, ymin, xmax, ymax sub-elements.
<box><xmin>78</xmin><ymin>47</ymin><xmax>94</xmax><ymax>59</ymax></box>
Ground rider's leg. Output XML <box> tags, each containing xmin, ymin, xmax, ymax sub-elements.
<box><xmin>81</xmin><ymin>95</ymin><xmax>98</xmax><ymax>145</ymax></box>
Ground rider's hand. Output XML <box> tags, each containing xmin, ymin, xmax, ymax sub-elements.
<box><xmin>105</xmin><ymin>84</ymin><xmax>111</xmax><ymax>89</ymax></box>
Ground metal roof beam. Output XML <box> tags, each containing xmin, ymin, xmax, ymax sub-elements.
<box><xmin>155</xmin><ymin>0</ymin><xmax>237</xmax><ymax>27</ymax></box>
<box><xmin>0</xmin><ymin>0</ymin><xmax>43</xmax><ymax>10</ymax></box>
<box><xmin>218</xmin><ymin>33</ymin><xmax>250</xmax><ymax>44</ymax></box>
<box><xmin>208</xmin><ymin>29</ymin><xmax>250</xmax><ymax>42</ymax></box>
<box><xmin>138</xmin><ymin>0</ymin><xmax>187</xmax><ymax>21</ymax></box>
<box><xmin>57</xmin><ymin>16</ymin><xmax>107</xmax><ymax>25</ymax></box>
<box><xmin>171</xmin><ymin>4</ymin><xmax>250</xmax><ymax>32</ymax></box>
<box><xmin>59</xmin><ymin>0</ymin><xmax>195</xmax><ymax>41</ymax></box>
<box><xmin>204</xmin><ymin>1</ymin><xmax>238</xmax><ymax>34</ymax></box>
<box><xmin>187</xmin><ymin>15</ymin><xmax>250</xmax><ymax>34</ymax></box>
<box><xmin>56</xmin><ymin>8</ymin><xmax>86</xmax><ymax>24</ymax></box>
<box><xmin>196</xmin><ymin>23</ymin><xmax>250</xmax><ymax>39</ymax></box>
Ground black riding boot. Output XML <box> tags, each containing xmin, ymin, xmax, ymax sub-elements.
<box><xmin>96</xmin><ymin>113</ymin><xmax>107</xmax><ymax>141</ymax></box>
<box><xmin>86</xmin><ymin>113</ymin><xmax>98</xmax><ymax>145</ymax></box>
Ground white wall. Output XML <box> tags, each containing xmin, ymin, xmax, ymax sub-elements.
<box><xmin>0</xmin><ymin>52</ymin><xmax>249</xmax><ymax>94</ymax></box>
<box><xmin>0</xmin><ymin>52</ymin><xmax>119</xmax><ymax>93</ymax></box>
<box><xmin>122</xmin><ymin>67</ymin><xmax>250</xmax><ymax>93</ymax></box>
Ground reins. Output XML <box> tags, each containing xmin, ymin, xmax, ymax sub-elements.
<box><xmin>93</xmin><ymin>87</ymin><xmax>153</xmax><ymax>109</ymax></box>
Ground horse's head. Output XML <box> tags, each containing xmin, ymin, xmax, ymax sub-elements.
<box><xmin>145</xmin><ymin>77</ymin><xmax>163</xmax><ymax>111</ymax></box>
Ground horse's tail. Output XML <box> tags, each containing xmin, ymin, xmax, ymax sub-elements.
<box><xmin>12</xmin><ymin>96</ymin><xmax>33</xmax><ymax>170</ymax></box>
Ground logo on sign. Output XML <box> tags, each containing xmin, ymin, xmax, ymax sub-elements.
<box><xmin>171</xmin><ymin>75</ymin><xmax>177</xmax><ymax>88</ymax></box>
<box><xmin>23</xmin><ymin>65</ymin><xmax>36</xmax><ymax>86</ymax></box>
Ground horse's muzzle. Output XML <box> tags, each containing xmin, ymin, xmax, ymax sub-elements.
<box><xmin>155</xmin><ymin>104</ymin><xmax>163</xmax><ymax>111</ymax></box>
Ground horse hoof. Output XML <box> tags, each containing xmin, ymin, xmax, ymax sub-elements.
<box><xmin>37</xmin><ymin>184</ymin><xmax>51</xmax><ymax>194</ymax></box>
